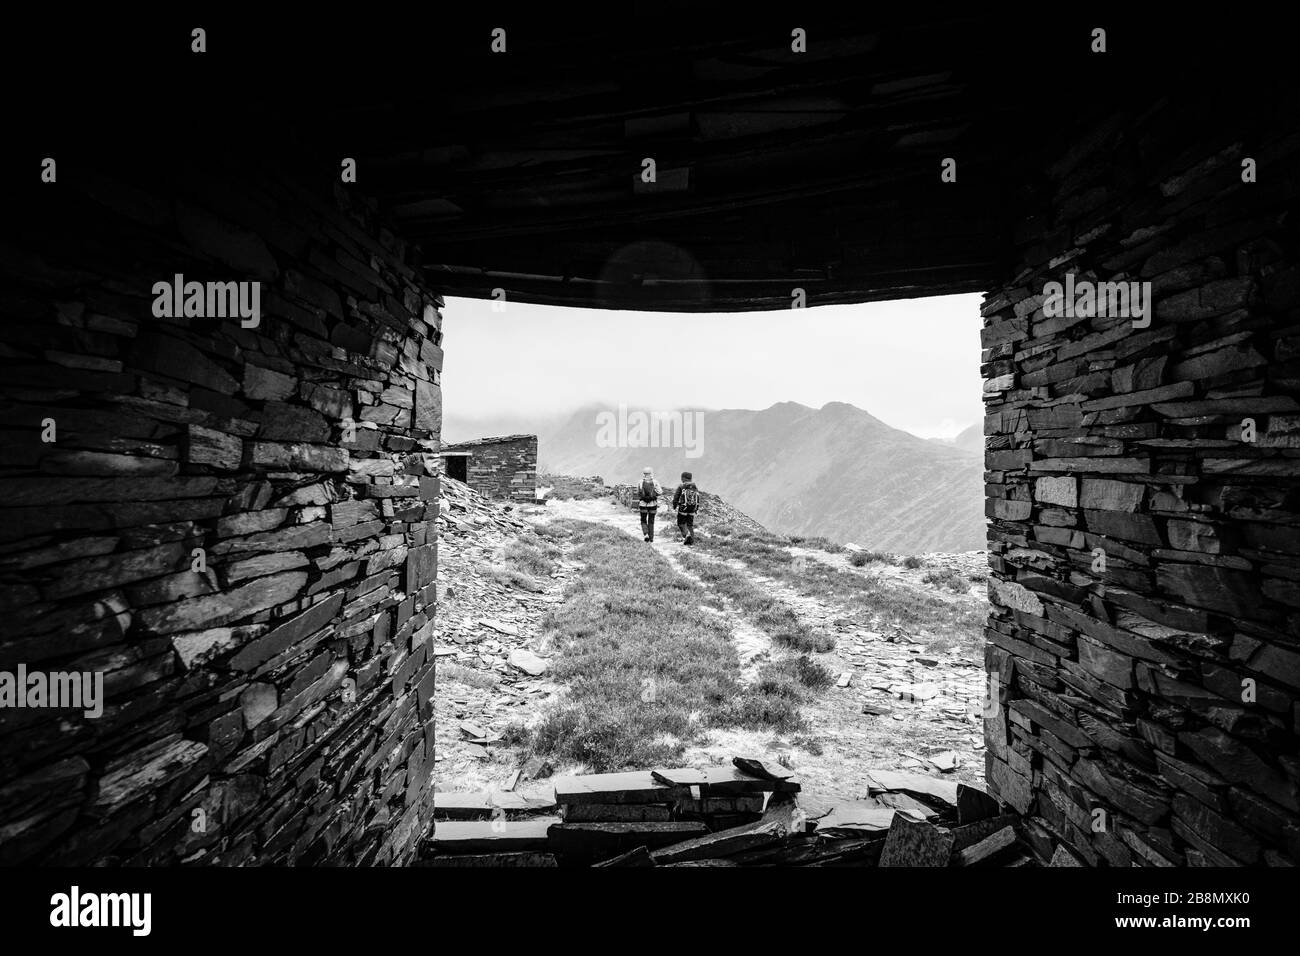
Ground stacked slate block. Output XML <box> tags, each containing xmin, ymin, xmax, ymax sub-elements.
<box><xmin>418</xmin><ymin>760</ymin><xmax>1028</xmax><ymax>867</ymax></box>
<box><xmin>0</xmin><ymin>154</ymin><xmax>444</xmax><ymax>864</ymax></box>
<box><xmin>981</xmin><ymin>93</ymin><xmax>1300</xmax><ymax>865</ymax></box>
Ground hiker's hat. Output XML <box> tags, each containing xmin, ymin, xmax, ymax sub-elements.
<box><xmin>681</xmin><ymin>471</ymin><xmax>692</xmax><ymax>480</ymax></box>
<box><xmin>643</xmin><ymin>467</ymin><xmax>653</xmax><ymax>475</ymax></box>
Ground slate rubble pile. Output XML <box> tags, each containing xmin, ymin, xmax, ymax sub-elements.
<box><xmin>436</xmin><ymin>474</ymin><xmax>534</xmax><ymax>538</ymax></box>
<box><xmin>430</xmin><ymin>477</ymin><xmax>573</xmax><ymax>781</ymax></box>
<box><xmin>418</xmin><ymin>757</ymin><xmax>1032</xmax><ymax>867</ymax></box>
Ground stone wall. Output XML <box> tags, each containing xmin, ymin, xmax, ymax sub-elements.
<box><xmin>442</xmin><ymin>436</ymin><xmax>537</xmax><ymax>503</ymax></box>
<box><xmin>0</xmin><ymin>156</ymin><xmax>443</xmax><ymax>865</ymax></box>
<box><xmin>981</xmin><ymin>95</ymin><xmax>1300</xmax><ymax>865</ymax></box>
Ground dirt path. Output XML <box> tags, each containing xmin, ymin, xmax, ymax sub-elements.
<box><xmin>541</xmin><ymin>498</ymin><xmax>987</xmax><ymax>814</ymax></box>
<box><xmin>542</xmin><ymin>498</ymin><xmax>774</xmax><ymax>681</ymax></box>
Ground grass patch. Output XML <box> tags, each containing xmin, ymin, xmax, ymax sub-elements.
<box><xmin>789</xmin><ymin>535</ymin><xmax>845</xmax><ymax>553</ymax></box>
<box><xmin>533</xmin><ymin>521</ymin><xmax>574</xmax><ymax>543</ymax></box>
<box><xmin>720</xmin><ymin>655</ymin><xmax>834</xmax><ymax>733</ymax></box>
<box><xmin>696</xmin><ymin>531</ymin><xmax>984</xmax><ymax>650</ymax></box>
<box><xmin>849</xmin><ymin>550</ymin><xmax>896</xmax><ymax>567</ymax></box>
<box><xmin>901</xmin><ymin>555</ymin><xmax>925</xmax><ymax>569</ymax></box>
<box><xmin>792</xmin><ymin>733</ymin><xmax>825</xmax><ymax>756</ymax></box>
<box><xmin>502</xmin><ymin>538</ymin><xmax>560</xmax><ymax>577</ymax></box>
<box><xmin>489</xmin><ymin>567</ymin><xmax>545</xmax><ymax>592</ymax></box>
<box><xmin>505</xmin><ymin>520</ymin><xmax>809</xmax><ymax>769</ymax></box>
<box><xmin>675</xmin><ymin>551</ymin><xmax>835</xmax><ymax>653</ymax></box>
<box><xmin>922</xmin><ymin>568</ymin><xmax>971</xmax><ymax>593</ymax></box>
<box><xmin>490</xmin><ymin>536</ymin><xmax>562</xmax><ymax>591</ymax></box>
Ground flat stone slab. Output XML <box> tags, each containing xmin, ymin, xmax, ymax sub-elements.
<box><xmin>954</xmin><ymin>825</ymin><xmax>1017</xmax><ymax>867</ymax></box>
<box><xmin>432</xmin><ymin>790</ymin><xmax>539</xmax><ymax>819</ymax></box>
<box><xmin>507</xmin><ymin>649</ymin><xmax>547</xmax><ymax>675</ymax></box>
<box><xmin>814</xmin><ymin>803</ymin><xmax>899</xmax><ymax>838</ymax></box>
<box><xmin>731</xmin><ymin>756</ymin><xmax>796</xmax><ymax>781</ymax></box>
<box><xmin>429</xmin><ymin>819</ymin><xmax>557</xmax><ymax>853</ymax></box>
<box><xmin>864</xmin><ymin>769</ymin><xmax>959</xmax><ymax>806</ymax></box>
<box><xmin>548</xmin><ymin>822</ymin><xmax>708</xmax><ymax>861</ymax></box>
<box><xmin>951</xmin><ymin>813</ymin><xmax>1021</xmax><ymax>852</ymax></box>
<box><xmin>956</xmin><ymin>782</ymin><xmax>1001</xmax><ymax>824</ymax></box>
<box><xmin>652</xmin><ymin>766</ymin><xmax>800</xmax><ymax>794</ymax></box>
<box><xmin>553</xmin><ymin>771</ymin><xmax>691</xmax><ymax>805</ymax></box>
<box><xmin>592</xmin><ymin>845</ymin><xmax>654</xmax><ymax>867</ymax></box>
<box><xmin>649</xmin><ymin>818</ymin><xmax>788</xmax><ymax>865</ymax></box>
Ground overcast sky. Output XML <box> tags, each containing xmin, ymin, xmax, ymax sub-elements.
<box><xmin>440</xmin><ymin>292</ymin><xmax>985</xmax><ymax>438</ymax></box>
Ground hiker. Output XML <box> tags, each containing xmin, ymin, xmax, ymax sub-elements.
<box><xmin>672</xmin><ymin>471</ymin><xmax>700</xmax><ymax>545</ymax></box>
<box><xmin>637</xmin><ymin>467</ymin><xmax>662</xmax><ymax>542</ymax></box>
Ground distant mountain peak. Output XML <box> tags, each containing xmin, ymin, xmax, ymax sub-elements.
<box><xmin>537</xmin><ymin>398</ymin><xmax>984</xmax><ymax>553</ymax></box>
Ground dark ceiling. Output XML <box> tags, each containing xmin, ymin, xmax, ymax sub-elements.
<box><xmin>6</xmin><ymin>7</ymin><xmax>1291</xmax><ymax>312</ymax></box>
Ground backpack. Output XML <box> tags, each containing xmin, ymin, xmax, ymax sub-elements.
<box><xmin>640</xmin><ymin>479</ymin><xmax>657</xmax><ymax>502</ymax></box>
<box><xmin>680</xmin><ymin>485</ymin><xmax>700</xmax><ymax>513</ymax></box>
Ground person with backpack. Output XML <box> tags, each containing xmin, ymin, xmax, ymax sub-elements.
<box><xmin>672</xmin><ymin>471</ymin><xmax>700</xmax><ymax>545</ymax></box>
<box><xmin>637</xmin><ymin>467</ymin><xmax>662</xmax><ymax>542</ymax></box>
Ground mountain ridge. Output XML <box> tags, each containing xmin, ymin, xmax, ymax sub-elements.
<box><xmin>535</xmin><ymin>400</ymin><xmax>984</xmax><ymax>554</ymax></box>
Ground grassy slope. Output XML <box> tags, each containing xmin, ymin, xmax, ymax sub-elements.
<box><xmin>505</xmin><ymin>520</ymin><xmax>825</xmax><ymax>768</ymax></box>
<box><xmin>696</xmin><ymin>525</ymin><xmax>986</xmax><ymax>652</ymax></box>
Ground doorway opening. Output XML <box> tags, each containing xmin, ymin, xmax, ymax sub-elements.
<box><xmin>443</xmin><ymin>453</ymin><xmax>469</xmax><ymax>484</ymax></box>
<box><xmin>430</xmin><ymin>293</ymin><xmax>990</xmax><ymax>824</ymax></box>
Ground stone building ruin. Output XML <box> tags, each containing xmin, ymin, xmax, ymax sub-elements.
<box><xmin>439</xmin><ymin>435</ymin><xmax>538</xmax><ymax>503</ymax></box>
<box><xmin>1</xmin><ymin>11</ymin><xmax>1297</xmax><ymax>866</ymax></box>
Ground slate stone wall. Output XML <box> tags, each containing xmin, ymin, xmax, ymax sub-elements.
<box><xmin>981</xmin><ymin>95</ymin><xmax>1300</xmax><ymax>865</ymax></box>
<box><xmin>0</xmin><ymin>157</ymin><xmax>443</xmax><ymax>864</ymax></box>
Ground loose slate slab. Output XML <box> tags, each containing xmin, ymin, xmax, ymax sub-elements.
<box><xmin>873</xmin><ymin>791</ymin><xmax>938</xmax><ymax>820</ymax></box>
<box><xmin>732</xmin><ymin>756</ymin><xmax>796</xmax><ymax>781</ymax></box>
<box><xmin>507</xmin><ymin>649</ymin><xmax>548</xmax><ymax>676</ymax></box>
<box><xmin>432</xmin><ymin>790</ymin><xmax>533</xmax><ymax>819</ymax></box>
<box><xmin>649</xmin><ymin>818</ymin><xmax>789</xmax><ymax>865</ymax></box>
<box><xmin>813</xmin><ymin>803</ymin><xmax>899</xmax><ymax>838</ymax></box>
<box><xmin>553</xmin><ymin>771</ymin><xmax>691</xmax><ymax>805</ymax></box>
<box><xmin>653</xmin><ymin>766</ymin><xmax>800</xmax><ymax>795</ymax></box>
<box><xmin>864</xmin><ymin>769</ymin><xmax>959</xmax><ymax>806</ymax></box>
<box><xmin>954</xmin><ymin>825</ymin><xmax>1018</xmax><ymax>867</ymax></box>
<box><xmin>652</xmin><ymin>768</ymin><xmax>708</xmax><ymax>787</ymax></box>
<box><xmin>429</xmin><ymin>819</ymin><xmax>555</xmax><ymax>854</ymax></box>
<box><xmin>548</xmin><ymin>822</ymin><xmax>708</xmax><ymax>861</ymax></box>
<box><xmin>1050</xmin><ymin>845</ymin><xmax>1084</xmax><ymax>866</ymax></box>
<box><xmin>878</xmin><ymin>814</ymin><xmax>954</xmax><ymax>867</ymax></box>
<box><xmin>956</xmin><ymin>782</ymin><xmax>1002</xmax><ymax>824</ymax></box>
<box><xmin>592</xmin><ymin>845</ymin><xmax>654</xmax><ymax>867</ymax></box>
<box><xmin>951</xmin><ymin>813</ymin><xmax>1021</xmax><ymax>852</ymax></box>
